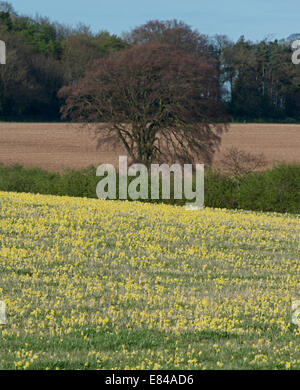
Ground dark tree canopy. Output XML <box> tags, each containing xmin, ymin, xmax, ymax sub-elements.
<box><xmin>124</xmin><ymin>19</ymin><xmax>210</xmax><ymax>56</ymax></box>
<box><xmin>59</xmin><ymin>42</ymin><xmax>228</xmax><ymax>166</ymax></box>
<box><xmin>0</xmin><ymin>2</ymin><xmax>127</xmax><ymax>121</ymax></box>
<box><xmin>1</xmin><ymin>2</ymin><xmax>300</xmax><ymax>123</ymax></box>
<box><xmin>219</xmin><ymin>37</ymin><xmax>300</xmax><ymax>121</ymax></box>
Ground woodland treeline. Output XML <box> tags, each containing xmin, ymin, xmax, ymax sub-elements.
<box><xmin>1</xmin><ymin>1</ymin><xmax>300</xmax><ymax>122</ymax></box>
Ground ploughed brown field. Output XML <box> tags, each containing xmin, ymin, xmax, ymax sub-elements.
<box><xmin>0</xmin><ymin>122</ymin><xmax>299</xmax><ymax>172</ymax></box>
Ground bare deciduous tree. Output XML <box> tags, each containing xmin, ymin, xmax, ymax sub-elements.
<box><xmin>59</xmin><ymin>42</ymin><xmax>228</xmax><ymax>166</ymax></box>
<box><xmin>124</xmin><ymin>19</ymin><xmax>209</xmax><ymax>56</ymax></box>
<box><xmin>219</xmin><ymin>147</ymin><xmax>267</xmax><ymax>177</ymax></box>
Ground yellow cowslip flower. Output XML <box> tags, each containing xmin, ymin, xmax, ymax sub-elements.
<box><xmin>0</xmin><ymin>191</ymin><xmax>299</xmax><ymax>370</ymax></box>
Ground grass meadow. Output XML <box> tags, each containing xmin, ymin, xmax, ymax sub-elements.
<box><xmin>0</xmin><ymin>191</ymin><xmax>299</xmax><ymax>369</ymax></box>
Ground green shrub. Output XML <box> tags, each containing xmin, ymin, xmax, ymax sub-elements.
<box><xmin>0</xmin><ymin>164</ymin><xmax>60</xmax><ymax>195</ymax></box>
<box><xmin>58</xmin><ymin>166</ymin><xmax>98</xmax><ymax>198</ymax></box>
<box><xmin>237</xmin><ymin>164</ymin><xmax>300</xmax><ymax>213</ymax></box>
<box><xmin>0</xmin><ymin>163</ymin><xmax>299</xmax><ymax>214</ymax></box>
<box><xmin>204</xmin><ymin>167</ymin><xmax>238</xmax><ymax>209</ymax></box>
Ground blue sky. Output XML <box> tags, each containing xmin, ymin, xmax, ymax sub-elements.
<box><xmin>8</xmin><ymin>0</ymin><xmax>300</xmax><ymax>42</ymax></box>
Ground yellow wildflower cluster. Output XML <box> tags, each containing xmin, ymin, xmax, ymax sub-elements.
<box><xmin>0</xmin><ymin>191</ymin><xmax>299</xmax><ymax>369</ymax></box>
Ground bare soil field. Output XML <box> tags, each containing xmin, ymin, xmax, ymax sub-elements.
<box><xmin>0</xmin><ymin>122</ymin><xmax>299</xmax><ymax>172</ymax></box>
